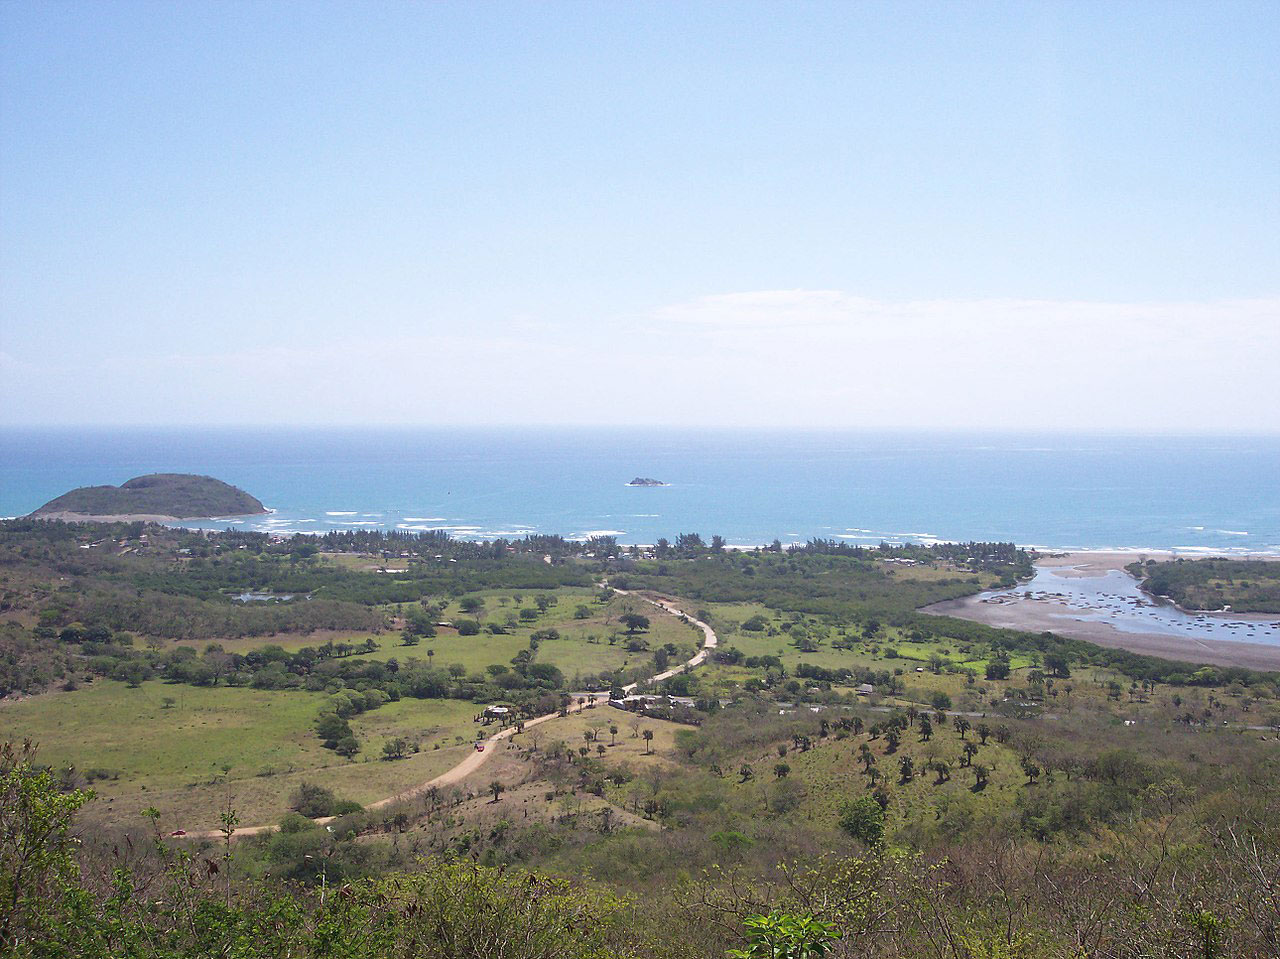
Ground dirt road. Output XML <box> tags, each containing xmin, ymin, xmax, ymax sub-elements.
<box><xmin>188</xmin><ymin>587</ymin><xmax>717</xmax><ymax>840</ymax></box>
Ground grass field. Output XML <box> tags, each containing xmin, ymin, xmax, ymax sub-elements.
<box><xmin>0</xmin><ymin>680</ymin><xmax>480</xmax><ymax>831</ymax></box>
<box><xmin>514</xmin><ymin>706</ymin><xmax>685</xmax><ymax>770</ymax></box>
<box><xmin>152</xmin><ymin>585</ymin><xmax>702</xmax><ymax>685</ymax></box>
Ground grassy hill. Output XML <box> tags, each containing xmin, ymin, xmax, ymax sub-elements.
<box><xmin>31</xmin><ymin>473</ymin><xmax>267</xmax><ymax>519</ymax></box>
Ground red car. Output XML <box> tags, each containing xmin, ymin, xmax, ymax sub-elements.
<box><xmin>170</xmin><ymin>830</ymin><xmax>186</xmax><ymax>837</ymax></box>
<box><xmin>474</xmin><ymin>742</ymin><xmax>485</xmax><ymax>752</ymax></box>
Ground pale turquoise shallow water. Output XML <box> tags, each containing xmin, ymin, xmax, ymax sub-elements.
<box><xmin>2</xmin><ymin>428</ymin><xmax>1278</xmax><ymax>553</ymax></box>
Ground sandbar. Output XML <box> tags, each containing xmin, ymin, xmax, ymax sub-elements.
<box><xmin>924</xmin><ymin>551</ymin><xmax>1280</xmax><ymax>672</ymax></box>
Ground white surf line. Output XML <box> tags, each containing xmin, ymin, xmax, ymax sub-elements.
<box><xmin>185</xmin><ymin>586</ymin><xmax>716</xmax><ymax>840</ymax></box>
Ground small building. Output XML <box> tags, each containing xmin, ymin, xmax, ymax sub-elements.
<box><xmin>856</xmin><ymin>683</ymin><xmax>875</xmax><ymax>695</ymax></box>
<box><xmin>609</xmin><ymin>694</ymin><xmax>695</xmax><ymax>711</ymax></box>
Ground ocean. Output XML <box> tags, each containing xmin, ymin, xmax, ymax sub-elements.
<box><xmin>1</xmin><ymin>428</ymin><xmax>1278</xmax><ymax>553</ymax></box>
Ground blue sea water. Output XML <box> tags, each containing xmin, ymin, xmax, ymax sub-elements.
<box><xmin>1</xmin><ymin>428</ymin><xmax>1278</xmax><ymax>553</ymax></box>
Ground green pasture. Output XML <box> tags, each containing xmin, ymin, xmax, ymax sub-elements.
<box><xmin>0</xmin><ymin>680</ymin><xmax>478</xmax><ymax>831</ymax></box>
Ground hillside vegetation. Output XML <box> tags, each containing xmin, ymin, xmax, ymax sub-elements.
<box><xmin>32</xmin><ymin>473</ymin><xmax>267</xmax><ymax>519</ymax></box>
<box><xmin>3</xmin><ymin>522</ymin><xmax>1279</xmax><ymax>957</ymax></box>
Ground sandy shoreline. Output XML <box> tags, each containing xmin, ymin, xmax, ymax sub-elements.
<box><xmin>925</xmin><ymin>551</ymin><xmax>1280</xmax><ymax>672</ymax></box>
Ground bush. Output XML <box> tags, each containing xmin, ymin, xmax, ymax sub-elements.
<box><xmin>456</xmin><ymin>619</ymin><xmax>481</xmax><ymax>636</ymax></box>
<box><xmin>278</xmin><ymin>811</ymin><xmax>317</xmax><ymax>834</ymax></box>
<box><xmin>837</xmin><ymin>795</ymin><xmax>885</xmax><ymax>845</ymax></box>
<box><xmin>290</xmin><ymin>782</ymin><xmax>339</xmax><ymax>818</ymax></box>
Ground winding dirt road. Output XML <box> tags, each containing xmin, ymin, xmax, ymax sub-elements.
<box><xmin>191</xmin><ymin>587</ymin><xmax>717</xmax><ymax>839</ymax></box>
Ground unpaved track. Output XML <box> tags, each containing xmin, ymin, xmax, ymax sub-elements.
<box><xmin>189</xmin><ymin>587</ymin><xmax>716</xmax><ymax>840</ymax></box>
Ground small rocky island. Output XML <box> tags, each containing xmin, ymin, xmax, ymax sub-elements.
<box><xmin>31</xmin><ymin>473</ymin><xmax>268</xmax><ymax>522</ymax></box>
<box><xmin>627</xmin><ymin>477</ymin><xmax>668</xmax><ymax>487</ymax></box>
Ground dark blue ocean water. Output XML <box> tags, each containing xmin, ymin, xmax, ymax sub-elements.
<box><xmin>1</xmin><ymin>429</ymin><xmax>1277</xmax><ymax>553</ymax></box>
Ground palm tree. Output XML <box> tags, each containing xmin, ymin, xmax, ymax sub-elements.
<box><xmin>642</xmin><ymin>729</ymin><xmax>654</xmax><ymax>754</ymax></box>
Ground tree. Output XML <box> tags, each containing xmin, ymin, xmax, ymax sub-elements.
<box><xmin>837</xmin><ymin>795</ymin><xmax>885</xmax><ymax>845</ymax></box>
<box><xmin>918</xmin><ymin>716</ymin><xmax>933</xmax><ymax>741</ymax></box>
<box><xmin>335</xmin><ymin>736</ymin><xmax>360</xmax><ymax>759</ymax></box>
<box><xmin>774</xmin><ymin>762</ymin><xmax>790</xmax><ymax>779</ymax></box>
<box><xmin>986</xmin><ymin>654</ymin><xmax>1011</xmax><ymax>680</ymax></box>
<box><xmin>953</xmin><ymin>717</ymin><xmax>971</xmax><ymax>739</ymax></box>
<box><xmin>609</xmin><ymin>724</ymin><xmax>618</xmax><ymax>745</ymax></box>
<box><xmin>621</xmin><ymin>613</ymin><xmax>650</xmax><ymax>634</ymax></box>
<box><xmin>0</xmin><ymin>742</ymin><xmax>94</xmax><ymax>948</ymax></box>
<box><xmin>382</xmin><ymin>737</ymin><xmax>409</xmax><ymax>760</ymax></box>
<box><xmin>642</xmin><ymin>729</ymin><xmax>654</xmax><ymax>753</ymax></box>
<box><xmin>489</xmin><ymin>780</ymin><xmax>504</xmax><ymax>803</ymax></box>
<box><xmin>316</xmin><ymin>712</ymin><xmax>352</xmax><ymax>748</ymax></box>
<box><xmin>1044</xmin><ymin>650</ymin><xmax>1072</xmax><ymax>678</ymax></box>
<box><xmin>976</xmin><ymin>722</ymin><xmax>991</xmax><ymax>744</ymax></box>
<box><xmin>898</xmin><ymin>755</ymin><xmax>914</xmax><ymax>782</ymax></box>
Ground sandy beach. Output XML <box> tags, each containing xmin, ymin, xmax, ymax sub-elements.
<box><xmin>924</xmin><ymin>551</ymin><xmax>1280</xmax><ymax>671</ymax></box>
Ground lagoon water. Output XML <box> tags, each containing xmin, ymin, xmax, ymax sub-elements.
<box><xmin>2</xmin><ymin>428</ymin><xmax>1278</xmax><ymax>553</ymax></box>
<box><xmin>986</xmin><ymin>565</ymin><xmax>1280</xmax><ymax>645</ymax></box>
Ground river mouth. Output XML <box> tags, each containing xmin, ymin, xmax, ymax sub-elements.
<box><xmin>921</xmin><ymin>554</ymin><xmax>1280</xmax><ymax>670</ymax></box>
<box><xmin>977</xmin><ymin>564</ymin><xmax>1280</xmax><ymax>647</ymax></box>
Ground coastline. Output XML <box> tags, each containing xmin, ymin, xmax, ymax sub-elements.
<box><xmin>30</xmin><ymin>509</ymin><xmax>270</xmax><ymax>524</ymax></box>
<box><xmin>925</xmin><ymin>550</ymin><xmax>1280</xmax><ymax>672</ymax></box>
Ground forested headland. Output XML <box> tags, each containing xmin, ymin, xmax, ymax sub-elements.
<box><xmin>1129</xmin><ymin>556</ymin><xmax>1280</xmax><ymax>613</ymax></box>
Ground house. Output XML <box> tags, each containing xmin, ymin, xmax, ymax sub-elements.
<box><xmin>609</xmin><ymin>694</ymin><xmax>696</xmax><ymax>711</ymax></box>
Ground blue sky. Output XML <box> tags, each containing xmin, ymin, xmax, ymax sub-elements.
<box><xmin>2</xmin><ymin>1</ymin><xmax>1277</xmax><ymax>429</ymax></box>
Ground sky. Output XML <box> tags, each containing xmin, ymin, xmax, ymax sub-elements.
<box><xmin>1</xmin><ymin>1</ymin><xmax>1277</xmax><ymax>431</ymax></box>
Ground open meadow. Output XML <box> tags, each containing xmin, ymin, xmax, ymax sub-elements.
<box><xmin>0</xmin><ymin>679</ymin><xmax>479</xmax><ymax>830</ymax></box>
